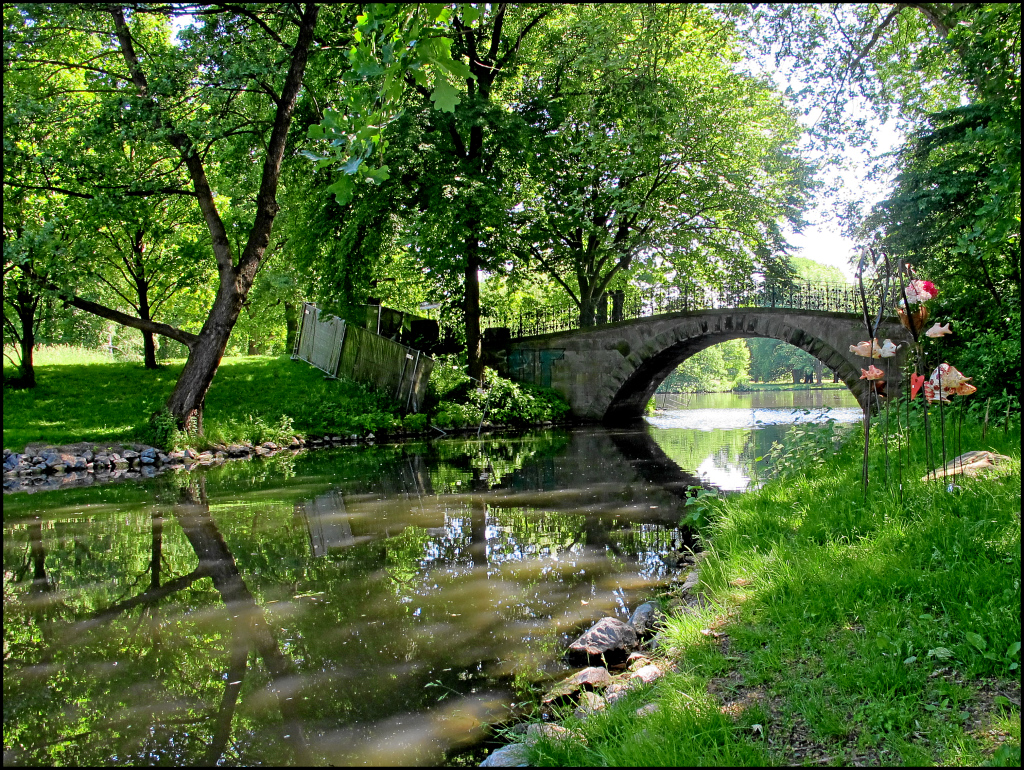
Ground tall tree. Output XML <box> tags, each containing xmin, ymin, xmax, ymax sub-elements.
<box><xmin>308</xmin><ymin>4</ymin><xmax>557</xmax><ymax>380</ymax></box>
<box><xmin>4</xmin><ymin>4</ymin><xmax>321</xmax><ymax>430</ymax></box>
<box><xmin>514</xmin><ymin>4</ymin><xmax>811</xmax><ymax>325</ymax></box>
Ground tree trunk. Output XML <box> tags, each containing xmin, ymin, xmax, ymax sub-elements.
<box><xmin>579</xmin><ymin>289</ymin><xmax>597</xmax><ymax>328</ymax></box>
<box><xmin>137</xmin><ymin>282</ymin><xmax>159</xmax><ymax>369</ymax></box>
<box><xmin>284</xmin><ymin>301</ymin><xmax>298</xmax><ymax>352</ymax></box>
<box><xmin>814</xmin><ymin>358</ymin><xmax>823</xmax><ymax>385</ymax></box>
<box><xmin>247</xmin><ymin>338</ymin><xmax>258</xmax><ymax>355</ymax></box>
<box><xmin>16</xmin><ymin>291</ymin><xmax>36</xmax><ymax>389</ymax></box>
<box><xmin>465</xmin><ymin>236</ymin><xmax>483</xmax><ymax>382</ymax></box>
<box><xmin>123</xmin><ymin>2</ymin><xmax>320</xmax><ymax>432</ymax></box>
<box><xmin>164</xmin><ymin>284</ymin><xmax>244</xmax><ymax>432</ymax></box>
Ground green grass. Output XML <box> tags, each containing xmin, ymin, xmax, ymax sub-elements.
<box><xmin>4</xmin><ymin>344</ymin><xmax>123</xmax><ymax>367</ymax></box>
<box><xmin>528</xmin><ymin>412</ymin><xmax>1021</xmax><ymax>766</ymax></box>
<box><xmin>3</xmin><ymin>351</ymin><xmax>402</xmax><ymax>452</ymax></box>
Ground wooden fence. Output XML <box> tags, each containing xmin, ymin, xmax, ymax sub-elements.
<box><xmin>292</xmin><ymin>303</ymin><xmax>433</xmax><ymax>413</ymax></box>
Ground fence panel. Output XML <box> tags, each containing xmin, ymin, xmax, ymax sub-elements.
<box><xmin>293</xmin><ymin>303</ymin><xmax>432</xmax><ymax>413</ymax></box>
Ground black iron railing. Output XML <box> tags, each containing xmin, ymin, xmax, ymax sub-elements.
<box><xmin>484</xmin><ymin>282</ymin><xmax>885</xmax><ymax>338</ymax></box>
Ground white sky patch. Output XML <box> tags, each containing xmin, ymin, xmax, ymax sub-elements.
<box><xmin>169</xmin><ymin>12</ymin><xmax>197</xmax><ymax>45</ymax></box>
<box><xmin>738</xmin><ymin>44</ymin><xmax>908</xmax><ymax>282</ymax></box>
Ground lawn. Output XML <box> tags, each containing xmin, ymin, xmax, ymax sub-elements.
<box><xmin>2</xmin><ymin>347</ymin><xmax>399</xmax><ymax>452</ymax></box>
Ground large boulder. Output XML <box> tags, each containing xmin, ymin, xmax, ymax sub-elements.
<box><xmin>479</xmin><ymin>742</ymin><xmax>529</xmax><ymax>767</ymax></box>
<box><xmin>565</xmin><ymin>617</ymin><xmax>638</xmax><ymax>666</ymax></box>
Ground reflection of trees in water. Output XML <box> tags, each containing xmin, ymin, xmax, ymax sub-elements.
<box><xmin>3</xmin><ymin>480</ymin><xmax>311</xmax><ymax>767</ymax></box>
<box><xmin>4</xmin><ymin>427</ymin><xmax>707</xmax><ymax>765</ymax></box>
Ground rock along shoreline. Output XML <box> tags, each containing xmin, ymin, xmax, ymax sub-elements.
<box><xmin>2</xmin><ymin>421</ymin><xmax>574</xmax><ymax>495</ymax></box>
<box><xmin>479</xmin><ymin>555</ymin><xmax>708</xmax><ymax>767</ymax></box>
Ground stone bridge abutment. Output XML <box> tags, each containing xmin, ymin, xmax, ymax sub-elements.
<box><xmin>486</xmin><ymin>308</ymin><xmax>911</xmax><ymax>424</ymax></box>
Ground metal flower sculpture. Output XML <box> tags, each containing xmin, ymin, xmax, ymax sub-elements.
<box><xmin>903</xmin><ymin>280</ymin><xmax>938</xmax><ymax>304</ymax></box>
<box><xmin>896</xmin><ymin>279</ymin><xmax>938</xmax><ymax>332</ymax></box>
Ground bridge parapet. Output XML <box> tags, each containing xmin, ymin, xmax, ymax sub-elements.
<box><xmin>485</xmin><ymin>282</ymin><xmax>887</xmax><ymax>339</ymax></box>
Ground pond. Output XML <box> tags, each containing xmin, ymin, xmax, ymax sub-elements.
<box><xmin>2</xmin><ymin>388</ymin><xmax>859</xmax><ymax>766</ymax></box>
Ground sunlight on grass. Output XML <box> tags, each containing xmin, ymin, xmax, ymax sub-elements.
<box><xmin>2</xmin><ymin>353</ymin><xmax>403</xmax><ymax>451</ymax></box>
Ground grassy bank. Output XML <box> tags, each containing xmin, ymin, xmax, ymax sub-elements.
<box><xmin>2</xmin><ymin>347</ymin><xmax>568</xmax><ymax>452</ymax></box>
<box><xmin>528</xmin><ymin>411</ymin><xmax>1021</xmax><ymax>766</ymax></box>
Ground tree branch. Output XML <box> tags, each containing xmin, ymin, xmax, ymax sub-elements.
<box><xmin>23</xmin><ymin>263</ymin><xmax>199</xmax><ymax>348</ymax></box>
<box><xmin>109</xmin><ymin>6</ymin><xmax>236</xmax><ymax>276</ymax></box>
<box><xmin>530</xmin><ymin>245</ymin><xmax>579</xmax><ymax>306</ymax></box>
<box><xmin>3</xmin><ymin>182</ymin><xmax>196</xmax><ymax>199</ymax></box>
<box><xmin>496</xmin><ymin>9</ymin><xmax>552</xmax><ymax>71</ymax></box>
<box><xmin>236</xmin><ymin>2</ymin><xmax>320</xmax><ymax>277</ymax></box>
<box><xmin>848</xmin><ymin>5</ymin><xmax>903</xmax><ymax>74</ymax></box>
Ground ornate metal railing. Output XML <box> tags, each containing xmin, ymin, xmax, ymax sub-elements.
<box><xmin>484</xmin><ymin>282</ymin><xmax>886</xmax><ymax>339</ymax></box>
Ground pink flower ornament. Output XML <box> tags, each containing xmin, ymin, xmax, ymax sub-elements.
<box><xmin>903</xmin><ymin>279</ymin><xmax>938</xmax><ymax>305</ymax></box>
<box><xmin>860</xmin><ymin>364</ymin><xmax>885</xmax><ymax>381</ymax></box>
<box><xmin>925</xmin><ymin>323</ymin><xmax>952</xmax><ymax>338</ymax></box>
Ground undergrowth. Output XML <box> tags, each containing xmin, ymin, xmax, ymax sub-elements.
<box><xmin>3</xmin><ymin>353</ymin><xmax>570</xmax><ymax>452</ymax></box>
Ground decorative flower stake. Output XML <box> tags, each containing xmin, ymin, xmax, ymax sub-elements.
<box><xmin>879</xmin><ymin>339</ymin><xmax>899</xmax><ymax>357</ymax></box>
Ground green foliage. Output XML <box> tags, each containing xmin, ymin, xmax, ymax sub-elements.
<box><xmin>746</xmin><ymin>337</ymin><xmax>820</xmax><ymax>384</ymax></box>
<box><xmin>761</xmin><ymin>417</ymin><xmax>858</xmax><ymax>480</ymax></box>
<box><xmin>431</xmin><ymin>369</ymin><xmax>569</xmax><ymax>430</ymax></box>
<box><xmin>306</xmin><ymin>3</ymin><xmax>485</xmax><ymax>204</ymax></box>
<box><xmin>144</xmin><ymin>408</ymin><xmax>182</xmax><ymax>452</ymax></box>
<box><xmin>516</xmin><ymin>4</ymin><xmax>812</xmax><ymax>320</ymax></box>
<box><xmin>663</xmin><ymin>340</ymin><xmax>752</xmax><ymax>393</ymax></box>
<box><xmin>534</xmin><ymin>411</ymin><xmax>1020</xmax><ymax>765</ymax></box>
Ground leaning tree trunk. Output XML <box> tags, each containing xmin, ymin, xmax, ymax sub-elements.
<box><xmin>164</xmin><ymin>279</ymin><xmax>249</xmax><ymax>433</ymax></box>
<box><xmin>107</xmin><ymin>2</ymin><xmax>321</xmax><ymax>432</ymax></box>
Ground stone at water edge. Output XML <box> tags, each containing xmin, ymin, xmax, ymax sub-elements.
<box><xmin>565</xmin><ymin>617</ymin><xmax>639</xmax><ymax>666</ymax></box>
<box><xmin>542</xmin><ymin>666</ymin><xmax>613</xmax><ymax>704</ymax></box>
<box><xmin>522</xmin><ymin>723</ymin><xmax>572</xmax><ymax>744</ymax></box>
<box><xmin>573</xmin><ymin>691</ymin><xmax>607</xmax><ymax>719</ymax></box>
<box><xmin>628</xmin><ymin>602</ymin><xmax>663</xmax><ymax>638</ymax></box>
<box><xmin>629</xmin><ymin>664</ymin><xmax>664</xmax><ymax>685</ymax></box>
<box><xmin>479</xmin><ymin>742</ymin><xmax>529</xmax><ymax>767</ymax></box>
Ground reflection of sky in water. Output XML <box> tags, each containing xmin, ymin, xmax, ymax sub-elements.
<box><xmin>647</xmin><ymin>405</ymin><xmax>861</xmax><ymax>430</ymax></box>
<box><xmin>647</xmin><ymin>403</ymin><xmax>861</xmax><ymax>492</ymax></box>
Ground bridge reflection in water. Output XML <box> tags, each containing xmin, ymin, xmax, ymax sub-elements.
<box><xmin>4</xmin><ymin>427</ymin><xmax>715</xmax><ymax>767</ymax></box>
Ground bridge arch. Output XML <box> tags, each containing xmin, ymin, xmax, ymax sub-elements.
<box><xmin>495</xmin><ymin>308</ymin><xmax>911</xmax><ymax>424</ymax></box>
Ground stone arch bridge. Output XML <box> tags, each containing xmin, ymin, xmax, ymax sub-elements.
<box><xmin>485</xmin><ymin>296</ymin><xmax>912</xmax><ymax>424</ymax></box>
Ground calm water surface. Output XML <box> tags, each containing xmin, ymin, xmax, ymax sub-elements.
<box><xmin>3</xmin><ymin>389</ymin><xmax>857</xmax><ymax>766</ymax></box>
